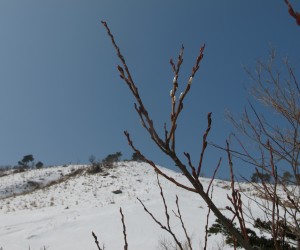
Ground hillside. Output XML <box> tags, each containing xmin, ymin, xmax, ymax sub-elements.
<box><xmin>0</xmin><ymin>162</ymin><xmax>266</xmax><ymax>250</ymax></box>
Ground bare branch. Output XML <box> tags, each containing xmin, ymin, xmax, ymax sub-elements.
<box><xmin>174</xmin><ymin>195</ymin><xmax>193</xmax><ymax>250</ymax></box>
<box><xmin>137</xmin><ymin>197</ymin><xmax>184</xmax><ymax>250</ymax></box>
<box><xmin>102</xmin><ymin>21</ymin><xmax>254</xmax><ymax>250</ymax></box>
<box><xmin>226</xmin><ymin>141</ymin><xmax>249</xmax><ymax>243</ymax></box>
<box><xmin>124</xmin><ymin>131</ymin><xmax>197</xmax><ymax>193</ymax></box>
<box><xmin>92</xmin><ymin>231</ymin><xmax>104</xmax><ymax>250</ymax></box>
<box><xmin>197</xmin><ymin>112</ymin><xmax>212</xmax><ymax>177</ymax></box>
<box><xmin>206</xmin><ymin>157</ymin><xmax>222</xmax><ymax>194</ymax></box>
<box><xmin>204</xmin><ymin>187</ymin><xmax>213</xmax><ymax>250</ymax></box>
<box><xmin>120</xmin><ymin>208</ymin><xmax>128</xmax><ymax>250</ymax></box>
<box><xmin>284</xmin><ymin>0</ymin><xmax>300</xmax><ymax>26</ymax></box>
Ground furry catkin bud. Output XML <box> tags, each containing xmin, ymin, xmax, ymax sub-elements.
<box><xmin>179</xmin><ymin>92</ymin><xmax>183</xmax><ymax>100</ymax></box>
<box><xmin>173</xmin><ymin>96</ymin><xmax>176</xmax><ymax>101</ymax></box>
<box><xmin>188</xmin><ymin>76</ymin><xmax>193</xmax><ymax>85</ymax></box>
<box><xmin>170</xmin><ymin>89</ymin><xmax>173</xmax><ymax>97</ymax></box>
<box><xmin>173</xmin><ymin>76</ymin><xmax>177</xmax><ymax>84</ymax></box>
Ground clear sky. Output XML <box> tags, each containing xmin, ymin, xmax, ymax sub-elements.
<box><xmin>0</xmin><ymin>1</ymin><xmax>299</xmax><ymax>178</ymax></box>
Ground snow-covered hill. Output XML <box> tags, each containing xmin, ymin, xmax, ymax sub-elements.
<box><xmin>0</xmin><ymin>162</ymin><xmax>264</xmax><ymax>250</ymax></box>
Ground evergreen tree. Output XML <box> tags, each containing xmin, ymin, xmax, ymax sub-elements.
<box><xmin>18</xmin><ymin>154</ymin><xmax>34</xmax><ymax>169</ymax></box>
<box><xmin>131</xmin><ymin>152</ymin><xmax>145</xmax><ymax>162</ymax></box>
<box><xmin>35</xmin><ymin>161</ymin><xmax>44</xmax><ymax>169</ymax></box>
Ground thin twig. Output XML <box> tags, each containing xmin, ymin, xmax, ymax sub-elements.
<box><xmin>120</xmin><ymin>208</ymin><xmax>128</xmax><ymax>250</ymax></box>
<box><xmin>197</xmin><ymin>112</ymin><xmax>212</xmax><ymax>177</ymax></box>
<box><xmin>206</xmin><ymin>157</ymin><xmax>222</xmax><ymax>194</ymax></box>
<box><xmin>124</xmin><ymin>131</ymin><xmax>197</xmax><ymax>193</ymax></box>
<box><xmin>284</xmin><ymin>0</ymin><xmax>300</xmax><ymax>26</ymax></box>
<box><xmin>204</xmin><ymin>186</ymin><xmax>213</xmax><ymax>250</ymax></box>
<box><xmin>226</xmin><ymin>141</ymin><xmax>249</xmax><ymax>243</ymax></box>
<box><xmin>137</xmin><ymin>197</ymin><xmax>184</xmax><ymax>250</ymax></box>
<box><xmin>156</xmin><ymin>173</ymin><xmax>171</xmax><ymax>230</ymax></box>
<box><xmin>174</xmin><ymin>195</ymin><xmax>193</xmax><ymax>250</ymax></box>
<box><xmin>184</xmin><ymin>152</ymin><xmax>197</xmax><ymax>179</ymax></box>
<box><xmin>92</xmin><ymin>231</ymin><xmax>104</xmax><ymax>250</ymax></box>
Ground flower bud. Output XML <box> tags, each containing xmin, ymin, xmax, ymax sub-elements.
<box><xmin>170</xmin><ymin>89</ymin><xmax>173</xmax><ymax>97</ymax></box>
<box><xmin>188</xmin><ymin>76</ymin><xmax>193</xmax><ymax>85</ymax></box>
<box><xmin>173</xmin><ymin>76</ymin><xmax>177</xmax><ymax>84</ymax></box>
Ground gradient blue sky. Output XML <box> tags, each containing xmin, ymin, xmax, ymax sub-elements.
<box><xmin>0</xmin><ymin>1</ymin><xmax>299</xmax><ymax>178</ymax></box>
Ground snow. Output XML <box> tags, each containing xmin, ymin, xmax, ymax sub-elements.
<box><xmin>0</xmin><ymin>162</ymin><xmax>267</xmax><ymax>249</ymax></box>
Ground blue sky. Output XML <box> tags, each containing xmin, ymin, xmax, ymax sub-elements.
<box><xmin>0</xmin><ymin>1</ymin><xmax>299</xmax><ymax>178</ymax></box>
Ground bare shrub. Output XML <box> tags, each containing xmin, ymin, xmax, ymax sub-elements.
<box><xmin>224</xmin><ymin>51</ymin><xmax>300</xmax><ymax>249</ymax></box>
<box><xmin>87</xmin><ymin>162</ymin><xmax>103</xmax><ymax>174</ymax></box>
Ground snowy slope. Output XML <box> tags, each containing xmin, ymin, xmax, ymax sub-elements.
<box><xmin>0</xmin><ymin>162</ymin><xmax>265</xmax><ymax>250</ymax></box>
